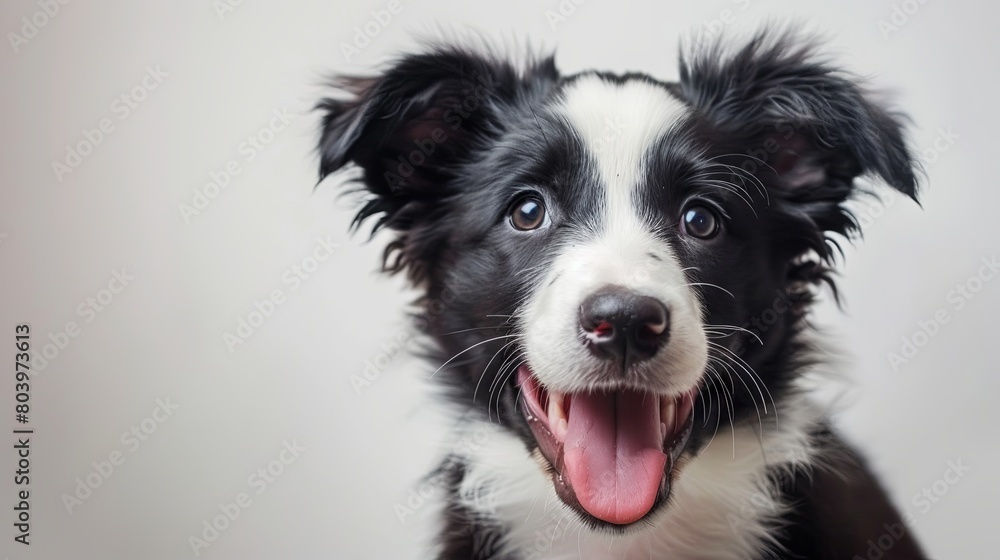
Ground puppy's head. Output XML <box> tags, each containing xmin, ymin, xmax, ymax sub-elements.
<box><xmin>317</xmin><ymin>31</ymin><xmax>918</xmax><ymax>529</ymax></box>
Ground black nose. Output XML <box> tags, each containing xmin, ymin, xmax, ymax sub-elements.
<box><xmin>579</xmin><ymin>287</ymin><xmax>670</xmax><ymax>371</ymax></box>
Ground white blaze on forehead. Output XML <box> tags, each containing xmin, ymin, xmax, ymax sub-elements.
<box><xmin>557</xmin><ymin>75</ymin><xmax>689</xmax><ymax>225</ymax></box>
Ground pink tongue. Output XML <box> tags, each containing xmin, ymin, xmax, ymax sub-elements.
<box><xmin>563</xmin><ymin>389</ymin><xmax>666</xmax><ymax>525</ymax></box>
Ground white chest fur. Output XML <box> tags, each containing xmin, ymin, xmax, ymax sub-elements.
<box><xmin>449</xmin><ymin>394</ymin><xmax>822</xmax><ymax>560</ymax></box>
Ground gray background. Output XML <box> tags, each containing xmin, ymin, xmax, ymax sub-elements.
<box><xmin>1</xmin><ymin>0</ymin><xmax>997</xmax><ymax>558</ymax></box>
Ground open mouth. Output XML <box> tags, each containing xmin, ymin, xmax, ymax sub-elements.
<box><xmin>516</xmin><ymin>364</ymin><xmax>696</xmax><ymax>526</ymax></box>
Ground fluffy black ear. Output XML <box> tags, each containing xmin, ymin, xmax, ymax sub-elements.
<box><xmin>678</xmin><ymin>29</ymin><xmax>920</xmax><ymax>238</ymax></box>
<box><xmin>316</xmin><ymin>46</ymin><xmax>556</xmax><ymax>279</ymax></box>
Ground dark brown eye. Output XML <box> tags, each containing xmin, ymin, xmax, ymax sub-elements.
<box><xmin>681</xmin><ymin>205</ymin><xmax>720</xmax><ymax>239</ymax></box>
<box><xmin>510</xmin><ymin>197</ymin><xmax>547</xmax><ymax>231</ymax></box>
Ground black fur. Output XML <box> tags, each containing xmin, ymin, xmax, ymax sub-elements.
<box><xmin>317</xmin><ymin>28</ymin><xmax>925</xmax><ymax>559</ymax></box>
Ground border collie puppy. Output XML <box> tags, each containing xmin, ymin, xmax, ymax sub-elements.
<box><xmin>316</xmin><ymin>29</ymin><xmax>926</xmax><ymax>560</ymax></box>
